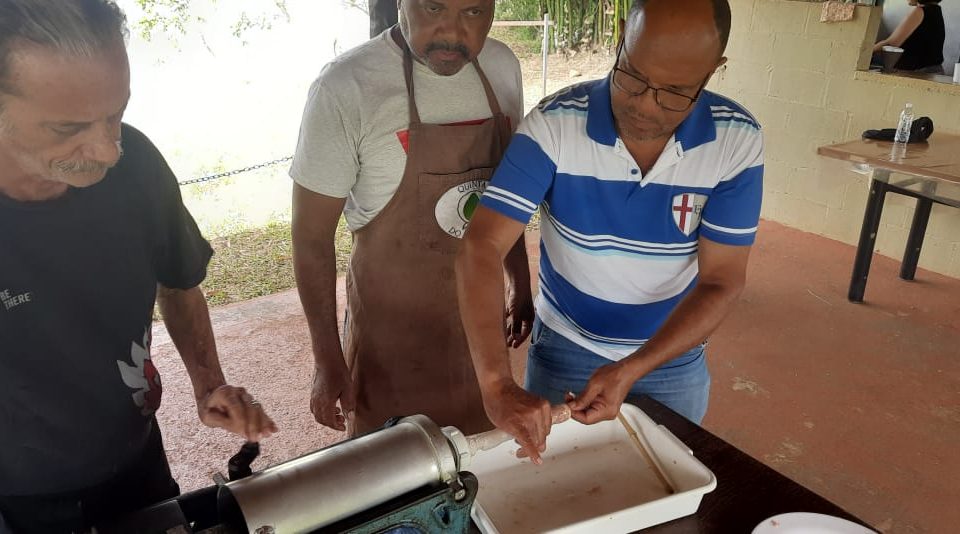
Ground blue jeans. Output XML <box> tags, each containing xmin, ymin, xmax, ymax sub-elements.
<box><xmin>524</xmin><ymin>318</ymin><xmax>711</xmax><ymax>424</ymax></box>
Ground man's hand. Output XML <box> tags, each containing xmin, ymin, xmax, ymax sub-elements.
<box><xmin>310</xmin><ymin>359</ymin><xmax>356</xmax><ymax>431</ymax></box>
<box><xmin>483</xmin><ymin>379</ymin><xmax>553</xmax><ymax>464</ymax></box>
<box><xmin>292</xmin><ymin>185</ymin><xmax>354</xmax><ymax>430</ymax></box>
<box><xmin>504</xmin><ymin>286</ymin><xmax>533</xmax><ymax>348</ymax></box>
<box><xmin>157</xmin><ymin>286</ymin><xmax>277</xmax><ymax>442</ymax></box>
<box><xmin>198</xmin><ymin>385</ymin><xmax>278</xmax><ymax>442</ymax></box>
<box><xmin>568</xmin><ymin>361</ymin><xmax>635</xmax><ymax>424</ymax></box>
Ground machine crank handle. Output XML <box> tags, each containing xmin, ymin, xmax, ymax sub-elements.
<box><xmin>227</xmin><ymin>441</ymin><xmax>261</xmax><ymax>481</ymax></box>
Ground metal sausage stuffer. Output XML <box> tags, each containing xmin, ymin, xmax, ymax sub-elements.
<box><xmin>99</xmin><ymin>415</ymin><xmax>484</xmax><ymax>534</ymax></box>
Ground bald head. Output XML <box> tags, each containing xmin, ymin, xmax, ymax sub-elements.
<box><xmin>610</xmin><ymin>0</ymin><xmax>730</xmax><ymax>143</ymax></box>
<box><xmin>627</xmin><ymin>0</ymin><xmax>730</xmax><ymax>59</ymax></box>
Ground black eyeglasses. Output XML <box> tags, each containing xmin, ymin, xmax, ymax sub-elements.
<box><xmin>611</xmin><ymin>41</ymin><xmax>708</xmax><ymax>112</ymax></box>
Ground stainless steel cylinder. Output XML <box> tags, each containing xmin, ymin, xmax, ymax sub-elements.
<box><xmin>223</xmin><ymin>415</ymin><xmax>459</xmax><ymax>534</ymax></box>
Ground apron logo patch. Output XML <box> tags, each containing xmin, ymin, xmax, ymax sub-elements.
<box><xmin>671</xmin><ymin>193</ymin><xmax>709</xmax><ymax>236</ymax></box>
<box><xmin>435</xmin><ymin>180</ymin><xmax>487</xmax><ymax>238</ymax></box>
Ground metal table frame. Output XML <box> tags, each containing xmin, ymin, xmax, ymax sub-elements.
<box><xmin>818</xmin><ymin>133</ymin><xmax>960</xmax><ymax>303</ymax></box>
<box><xmin>850</xmin><ymin>169</ymin><xmax>960</xmax><ymax>302</ymax></box>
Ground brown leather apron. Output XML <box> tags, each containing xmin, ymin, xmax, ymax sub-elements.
<box><xmin>343</xmin><ymin>39</ymin><xmax>511</xmax><ymax>435</ymax></box>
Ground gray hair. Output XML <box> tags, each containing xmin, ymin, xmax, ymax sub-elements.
<box><xmin>0</xmin><ymin>0</ymin><xmax>128</xmax><ymax>96</ymax></box>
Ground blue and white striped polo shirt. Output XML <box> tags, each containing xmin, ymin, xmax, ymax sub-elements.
<box><xmin>480</xmin><ymin>76</ymin><xmax>764</xmax><ymax>361</ymax></box>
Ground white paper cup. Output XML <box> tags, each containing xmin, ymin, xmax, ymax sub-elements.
<box><xmin>953</xmin><ymin>63</ymin><xmax>960</xmax><ymax>84</ymax></box>
<box><xmin>881</xmin><ymin>46</ymin><xmax>904</xmax><ymax>73</ymax></box>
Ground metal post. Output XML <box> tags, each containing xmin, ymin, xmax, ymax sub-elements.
<box><xmin>541</xmin><ymin>13</ymin><xmax>550</xmax><ymax>98</ymax></box>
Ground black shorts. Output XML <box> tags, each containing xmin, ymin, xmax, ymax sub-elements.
<box><xmin>0</xmin><ymin>418</ymin><xmax>180</xmax><ymax>533</ymax></box>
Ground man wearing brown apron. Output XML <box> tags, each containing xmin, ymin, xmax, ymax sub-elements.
<box><xmin>291</xmin><ymin>0</ymin><xmax>531</xmax><ymax>435</ymax></box>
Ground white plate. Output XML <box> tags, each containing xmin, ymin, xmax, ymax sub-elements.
<box><xmin>752</xmin><ymin>513</ymin><xmax>876</xmax><ymax>534</ymax></box>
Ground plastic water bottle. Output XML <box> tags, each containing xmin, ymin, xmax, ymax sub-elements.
<box><xmin>895</xmin><ymin>103</ymin><xmax>914</xmax><ymax>144</ymax></box>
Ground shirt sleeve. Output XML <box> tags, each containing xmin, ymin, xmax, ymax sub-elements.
<box><xmin>480</xmin><ymin>108</ymin><xmax>558</xmax><ymax>224</ymax></box>
<box><xmin>699</xmin><ymin>127</ymin><xmax>764</xmax><ymax>246</ymax></box>
<box><xmin>136</xmin><ymin>129</ymin><xmax>213</xmax><ymax>289</ymax></box>
<box><xmin>288</xmin><ymin>75</ymin><xmax>360</xmax><ymax>198</ymax></box>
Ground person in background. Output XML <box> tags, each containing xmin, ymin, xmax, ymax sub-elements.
<box><xmin>291</xmin><ymin>0</ymin><xmax>531</xmax><ymax>437</ymax></box>
<box><xmin>457</xmin><ymin>0</ymin><xmax>763</xmax><ymax>463</ymax></box>
<box><xmin>0</xmin><ymin>1</ymin><xmax>276</xmax><ymax>531</ymax></box>
<box><xmin>368</xmin><ymin>0</ymin><xmax>398</xmax><ymax>37</ymax></box>
<box><xmin>874</xmin><ymin>0</ymin><xmax>945</xmax><ymax>74</ymax></box>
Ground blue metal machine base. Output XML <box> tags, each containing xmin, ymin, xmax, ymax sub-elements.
<box><xmin>318</xmin><ymin>472</ymin><xmax>478</xmax><ymax>534</ymax></box>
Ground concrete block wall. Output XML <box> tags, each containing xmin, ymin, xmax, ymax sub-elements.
<box><xmin>709</xmin><ymin>0</ymin><xmax>960</xmax><ymax>278</ymax></box>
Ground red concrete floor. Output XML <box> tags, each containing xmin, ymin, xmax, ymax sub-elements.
<box><xmin>151</xmin><ymin>220</ymin><xmax>958</xmax><ymax>534</ymax></box>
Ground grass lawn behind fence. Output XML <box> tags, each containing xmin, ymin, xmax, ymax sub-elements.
<box><xmin>202</xmin><ymin>218</ymin><xmax>352</xmax><ymax>308</ymax></box>
<box><xmin>155</xmin><ymin>169</ymin><xmax>352</xmax><ymax>317</ymax></box>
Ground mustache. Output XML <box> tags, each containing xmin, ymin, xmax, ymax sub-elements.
<box><xmin>53</xmin><ymin>141</ymin><xmax>123</xmax><ymax>174</ymax></box>
<box><xmin>425</xmin><ymin>41</ymin><xmax>469</xmax><ymax>59</ymax></box>
<box><xmin>53</xmin><ymin>159</ymin><xmax>112</xmax><ymax>174</ymax></box>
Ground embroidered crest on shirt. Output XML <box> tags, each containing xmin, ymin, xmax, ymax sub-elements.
<box><xmin>435</xmin><ymin>179</ymin><xmax>487</xmax><ymax>238</ymax></box>
<box><xmin>671</xmin><ymin>193</ymin><xmax>708</xmax><ymax>236</ymax></box>
<box><xmin>117</xmin><ymin>327</ymin><xmax>163</xmax><ymax>416</ymax></box>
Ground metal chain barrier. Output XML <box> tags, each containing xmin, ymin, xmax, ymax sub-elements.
<box><xmin>177</xmin><ymin>155</ymin><xmax>293</xmax><ymax>186</ymax></box>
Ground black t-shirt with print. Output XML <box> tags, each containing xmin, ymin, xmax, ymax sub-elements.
<box><xmin>0</xmin><ymin>124</ymin><xmax>212</xmax><ymax>496</ymax></box>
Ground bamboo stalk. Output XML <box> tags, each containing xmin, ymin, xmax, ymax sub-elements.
<box><xmin>614</xmin><ymin>0</ymin><xmax>621</xmax><ymax>45</ymax></box>
<box><xmin>534</xmin><ymin>0</ymin><xmax>627</xmax><ymax>51</ymax></box>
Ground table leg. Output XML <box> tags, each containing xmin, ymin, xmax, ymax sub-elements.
<box><xmin>849</xmin><ymin>175</ymin><xmax>889</xmax><ymax>302</ymax></box>
<box><xmin>900</xmin><ymin>197</ymin><xmax>933</xmax><ymax>281</ymax></box>
<box><xmin>899</xmin><ymin>181</ymin><xmax>937</xmax><ymax>281</ymax></box>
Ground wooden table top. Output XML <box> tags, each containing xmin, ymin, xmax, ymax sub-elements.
<box><xmin>818</xmin><ymin>132</ymin><xmax>960</xmax><ymax>184</ymax></box>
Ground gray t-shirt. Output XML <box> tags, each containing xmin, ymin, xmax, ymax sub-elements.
<box><xmin>290</xmin><ymin>30</ymin><xmax>523</xmax><ymax>231</ymax></box>
<box><xmin>0</xmin><ymin>125</ymin><xmax>212</xmax><ymax>496</ymax></box>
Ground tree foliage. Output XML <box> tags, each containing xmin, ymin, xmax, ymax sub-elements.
<box><xmin>134</xmin><ymin>0</ymin><xmax>290</xmax><ymax>44</ymax></box>
<box><xmin>496</xmin><ymin>0</ymin><xmax>632</xmax><ymax>51</ymax></box>
<box><xmin>340</xmin><ymin>0</ymin><xmax>368</xmax><ymax>15</ymax></box>
<box><xmin>133</xmin><ymin>0</ymin><xmax>628</xmax><ymax>52</ymax></box>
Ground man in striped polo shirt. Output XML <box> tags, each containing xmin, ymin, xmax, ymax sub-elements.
<box><xmin>456</xmin><ymin>0</ymin><xmax>762</xmax><ymax>462</ymax></box>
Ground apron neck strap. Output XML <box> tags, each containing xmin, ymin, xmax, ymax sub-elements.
<box><xmin>400</xmin><ymin>31</ymin><xmax>423</xmax><ymax>126</ymax></box>
<box><xmin>472</xmin><ymin>59</ymin><xmax>503</xmax><ymax>117</ymax></box>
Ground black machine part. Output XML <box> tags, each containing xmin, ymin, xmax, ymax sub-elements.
<box><xmin>862</xmin><ymin>116</ymin><xmax>935</xmax><ymax>143</ymax></box>
<box><xmin>96</xmin><ymin>416</ymin><xmax>480</xmax><ymax>533</ymax></box>
<box><xmin>228</xmin><ymin>442</ymin><xmax>261</xmax><ymax>481</ymax></box>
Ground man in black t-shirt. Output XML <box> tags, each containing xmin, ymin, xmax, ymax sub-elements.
<box><xmin>0</xmin><ymin>1</ymin><xmax>277</xmax><ymax>532</ymax></box>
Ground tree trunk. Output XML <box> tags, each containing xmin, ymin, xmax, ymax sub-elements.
<box><xmin>368</xmin><ymin>0</ymin><xmax>398</xmax><ymax>38</ymax></box>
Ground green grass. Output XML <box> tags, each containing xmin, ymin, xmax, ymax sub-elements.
<box><xmin>190</xmin><ymin>213</ymin><xmax>537</xmax><ymax>312</ymax></box>
<box><xmin>153</xmin><ymin>217</ymin><xmax>351</xmax><ymax>320</ymax></box>
<box><xmin>197</xmin><ymin>214</ymin><xmax>538</xmax><ymax>307</ymax></box>
<box><xmin>201</xmin><ymin>218</ymin><xmax>352</xmax><ymax>307</ymax></box>
<box><xmin>202</xmin><ymin>221</ymin><xmax>296</xmax><ymax>307</ymax></box>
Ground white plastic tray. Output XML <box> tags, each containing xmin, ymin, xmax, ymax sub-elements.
<box><xmin>468</xmin><ymin>404</ymin><xmax>717</xmax><ymax>533</ymax></box>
